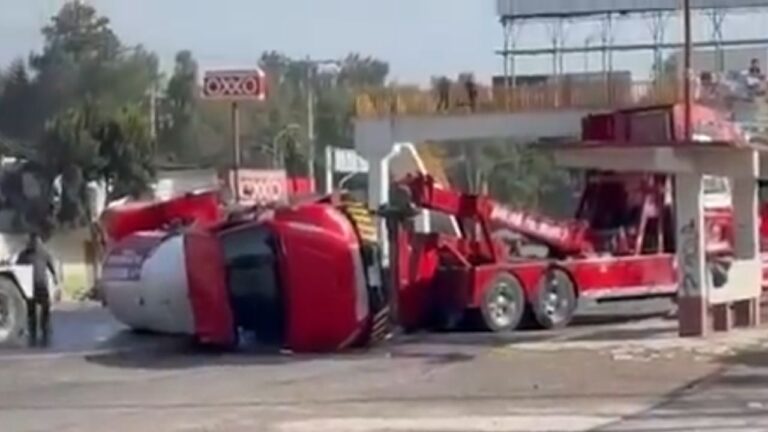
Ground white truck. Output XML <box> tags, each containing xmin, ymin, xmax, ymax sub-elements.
<box><xmin>0</xmin><ymin>237</ymin><xmax>64</xmax><ymax>346</ymax></box>
<box><xmin>0</xmin><ymin>263</ymin><xmax>37</xmax><ymax>345</ymax></box>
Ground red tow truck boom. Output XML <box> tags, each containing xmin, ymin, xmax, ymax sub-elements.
<box><xmin>401</xmin><ymin>174</ymin><xmax>592</xmax><ymax>255</ymax></box>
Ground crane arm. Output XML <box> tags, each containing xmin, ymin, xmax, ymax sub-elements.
<box><xmin>398</xmin><ymin>173</ymin><xmax>592</xmax><ymax>254</ymax></box>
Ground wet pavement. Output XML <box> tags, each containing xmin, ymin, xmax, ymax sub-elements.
<box><xmin>0</xmin><ymin>302</ymin><xmax>183</xmax><ymax>358</ymax></box>
<box><xmin>0</xmin><ymin>297</ymin><xmax>678</xmax><ymax>359</ymax></box>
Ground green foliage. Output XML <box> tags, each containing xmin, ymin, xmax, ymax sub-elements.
<box><xmin>158</xmin><ymin>50</ymin><xmax>199</xmax><ymax>160</ymax></box>
<box><xmin>0</xmin><ymin>0</ymin><xmax>573</xmax><ymax>237</ymax></box>
<box><xmin>437</xmin><ymin>140</ymin><xmax>575</xmax><ymax>216</ymax></box>
<box><xmin>483</xmin><ymin>143</ymin><xmax>576</xmax><ymax>216</ymax></box>
<box><xmin>0</xmin><ymin>1</ymin><xmax>158</xmax><ymax>233</ymax></box>
<box><xmin>95</xmin><ymin>105</ymin><xmax>155</xmax><ymax>199</ymax></box>
<box><xmin>158</xmin><ymin>50</ymin><xmax>390</xmax><ymax>182</ymax></box>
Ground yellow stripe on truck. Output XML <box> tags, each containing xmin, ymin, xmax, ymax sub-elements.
<box><xmin>341</xmin><ymin>201</ymin><xmax>377</xmax><ymax>244</ymax></box>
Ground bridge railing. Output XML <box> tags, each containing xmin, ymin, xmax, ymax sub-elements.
<box><xmin>354</xmin><ymin>79</ymin><xmax>681</xmax><ymax>119</ymax></box>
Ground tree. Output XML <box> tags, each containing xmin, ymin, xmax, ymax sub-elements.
<box><xmin>0</xmin><ymin>1</ymin><xmax>160</xmax><ymax>232</ymax></box>
<box><xmin>38</xmin><ymin>105</ymin><xmax>101</xmax><ymax>227</ymax></box>
<box><xmin>95</xmin><ymin>104</ymin><xmax>155</xmax><ymax>200</ymax></box>
<box><xmin>0</xmin><ymin>60</ymin><xmax>40</xmax><ymax>142</ymax></box>
<box><xmin>158</xmin><ymin>50</ymin><xmax>199</xmax><ymax>160</ymax></box>
<box><xmin>480</xmin><ymin>142</ymin><xmax>574</xmax><ymax>216</ymax></box>
<box><xmin>39</xmin><ymin>1</ymin><xmax>120</xmax><ymax>63</ymax></box>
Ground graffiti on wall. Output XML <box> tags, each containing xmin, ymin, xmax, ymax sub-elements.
<box><xmin>679</xmin><ymin>219</ymin><xmax>700</xmax><ymax>296</ymax></box>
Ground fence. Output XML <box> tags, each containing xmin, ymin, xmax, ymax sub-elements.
<box><xmin>355</xmin><ymin>79</ymin><xmax>681</xmax><ymax>119</ymax></box>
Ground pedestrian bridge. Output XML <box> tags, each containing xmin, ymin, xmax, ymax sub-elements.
<box><xmin>355</xmin><ymin>79</ymin><xmax>679</xmax><ymax>119</ymax></box>
<box><xmin>353</xmin><ymin>79</ymin><xmax>680</xmax><ymax>160</ymax></box>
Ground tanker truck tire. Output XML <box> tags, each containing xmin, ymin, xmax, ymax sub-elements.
<box><xmin>532</xmin><ymin>267</ymin><xmax>577</xmax><ymax>330</ymax></box>
<box><xmin>480</xmin><ymin>273</ymin><xmax>525</xmax><ymax>332</ymax></box>
<box><xmin>0</xmin><ymin>277</ymin><xmax>27</xmax><ymax>346</ymax></box>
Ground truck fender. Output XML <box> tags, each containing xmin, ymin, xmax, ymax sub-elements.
<box><xmin>0</xmin><ymin>264</ymin><xmax>33</xmax><ymax>300</ymax></box>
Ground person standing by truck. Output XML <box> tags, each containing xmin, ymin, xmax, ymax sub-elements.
<box><xmin>17</xmin><ymin>233</ymin><xmax>58</xmax><ymax>347</ymax></box>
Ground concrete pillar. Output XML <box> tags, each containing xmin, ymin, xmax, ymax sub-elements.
<box><xmin>675</xmin><ymin>173</ymin><xmax>708</xmax><ymax>337</ymax></box>
<box><xmin>730</xmin><ymin>158</ymin><xmax>761</xmax><ymax>327</ymax></box>
<box><xmin>732</xmin><ymin>176</ymin><xmax>759</xmax><ymax>262</ymax></box>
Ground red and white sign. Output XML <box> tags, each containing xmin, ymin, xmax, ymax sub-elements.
<box><xmin>229</xmin><ymin>169</ymin><xmax>288</xmax><ymax>206</ymax></box>
<box><xmin>202</xmin><ymin>69</ymin><xmax>267</xmax><ymax>101</ymax></box>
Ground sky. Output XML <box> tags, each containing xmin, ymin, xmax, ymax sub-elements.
<box><xmin>1</xmin><ymin>0</ymin><xmax>768</xmax><ymax>85</ymax></box>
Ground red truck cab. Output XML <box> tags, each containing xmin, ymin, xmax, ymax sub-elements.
<box><xmin>100</xmin><ymin>195</ymin><xmax>386</xmax><ymax>353</ymax></box>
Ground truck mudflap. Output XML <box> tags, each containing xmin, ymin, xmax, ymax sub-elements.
<box><xmin>184</xmin><ymin>229</ymin><xmax>235</xmax><ymax>346</ymax></box>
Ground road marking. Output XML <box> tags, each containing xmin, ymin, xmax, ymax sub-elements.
<box><xmin>277</xmin><ymin>415</ymin><xmax>618</xmax><ymax>432</ymax></box>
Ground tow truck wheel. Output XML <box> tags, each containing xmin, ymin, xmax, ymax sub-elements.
<box><xmin>533</xmin><ymin>268</ymin><xmax>577</xmax><ymax>330</ymax></box>
<box><xmin>0</xmin><ymin>276</ymin><xmax>27</xmax><ymax>346</ymax></box>
<box><xmin>480</xmin><ymin>273</ymin><xmax>525</xmax><ymax>332</ymax></box>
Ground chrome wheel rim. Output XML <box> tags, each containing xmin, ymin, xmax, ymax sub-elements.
<box><xmin>542</xmin><ymin>272</ymin><xmax>571</xmax><ymax>322</ymax></box>
<box><xmin>488</xmin><ymin>284</ymin><xmax>517</xmax><ymax>328</ymax></box>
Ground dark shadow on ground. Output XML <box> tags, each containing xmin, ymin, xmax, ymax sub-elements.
<box><xmin>591</xmin><ymin>338</ymin><xmax>768</xmax><ymax>431</ymax></box>
<box><xmin>84</xmin><ymin>336</ymin><xmax>480</xmax><ymax>370</ymax></box>
<box><xmin>720</xmin><ymin>348</ymin><xmax>768</xmax><ymax>369</ymax></box>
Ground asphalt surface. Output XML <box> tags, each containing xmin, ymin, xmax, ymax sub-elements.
<box><xmin>0</xmin><ymin>303</ymin><xmax>180</xmax><ymax>359</ymax></box>
<box><xmin>2</xmin><ymin>299</ymin><xmax>767</xmax><ymax>431</ymax></box>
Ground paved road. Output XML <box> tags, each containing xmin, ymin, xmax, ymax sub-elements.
<box><xmin>599</xmin><ymin>349</ymin><xmax>768</xmax><ymax>432</ymax></box>
<box><xmin>0</xmin><ymin>328</ymin><xmax>717</xmax><ymax>432</ymax></box>
<box><xmin>0</xmin><ymin>303</ymin><xmax>180</xmax><ymax>359</ymax></box>
<box><xmin>0</xmin><ymin>298</ymin><xmax>677</xmax><ymax>356</ymax></box>
<box><xmin>0</xmin><ymin>298</ymin><xmax>727</xmax><ymax>432</ymax></box>
<box><xmin>8</xmin><ymin>298</ymin><xmax>768</xmax><ymax>431</ymax></box>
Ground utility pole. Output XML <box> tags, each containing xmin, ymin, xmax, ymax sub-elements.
<box><xmin>149</xmin><ymin>87</ymin><xmax>157</xmax><ymax>141</ymax></box>
<box><xmin>306</xmin><ymin>58</ymin><xmax>316</xmax><ymax>183</ymax></box>
<box><xmin>232</xmin><ymin>102</ymin><xmax>241</xmax><ymax>203</ymax></box>
<box><xmin>682</xmin><ymin>0</ymin><xmax>693</xmax><ymax>141</ymax></box>
<box><xmin>304</xmin><ymin>57</ymin><xmax>341</xmax><ymax>189</ymax></box>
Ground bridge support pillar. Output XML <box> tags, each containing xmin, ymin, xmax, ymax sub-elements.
<box><xmin>675</xmin><ymin>173</ymin><xmax>709</xmax><ymax>337</ymax></box>
<box><xmin>675</xmin><ymin>151</ymin><xmax>762</xmax><ymax>337</ymax></box>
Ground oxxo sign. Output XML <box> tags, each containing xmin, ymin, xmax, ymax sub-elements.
<box><xmin>201</xmin><ymin>68</ymin><xmax>267</xmax><ymax>203</ymax></box>
<box><xmin>202</xmin><ymin>69</ymin><xmax>266</xmax><ymax>101</ymax></box>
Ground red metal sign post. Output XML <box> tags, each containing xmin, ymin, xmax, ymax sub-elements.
<box><xmin>202</xmin><ymin>69</ymin><xmax>267</xmax><ymax>203</ymax></box>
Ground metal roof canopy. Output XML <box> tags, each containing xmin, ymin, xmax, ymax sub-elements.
<box><xmin>549</xmin><ymin>140</ymin><xmax>768</xmax><ymax>178</ymax></box>
<box><xmin>497</xmin><ymin>0</ymin><xmax>768</xmax><ymax>19</ymax></box>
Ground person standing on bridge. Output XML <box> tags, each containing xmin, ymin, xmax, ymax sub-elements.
<box><xmin>435</xmin><ymin>76</ymin><xmax>451</xmax><ymax>112</ymax></box>
<box><xmin>464</xmin><ymin>74</ymin><xmax>478</xmax><ymax>112</ymax></box>
<box><xmin>17</xmin><ymin>232</ymin><xmax>58</xmax><ymax>347</ymax></box>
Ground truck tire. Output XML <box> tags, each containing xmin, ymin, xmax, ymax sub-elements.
<box><xmin>0</xmin><ymin>276</ymin><xmax>27</xmax><ymax>346</ymax></box>
<box><xmin>533</xmin><ymin>267</ymin><xmax>577</xmax><ymax>330</ymax></box>
<box><xmin>480</xmin><ymin>273</ymin><xmax>525</xmax><ymax>332</ymax></box>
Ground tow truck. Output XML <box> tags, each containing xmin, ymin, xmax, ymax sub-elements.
<box><xmin>95</xmin><ymin>103</ymin><xmax>767</xmax><ymax>352</ymax></box>
<box><xmin>388</xmin><ymin>170</ymin><xmax>741</xmax><ymax>333</ymax></box>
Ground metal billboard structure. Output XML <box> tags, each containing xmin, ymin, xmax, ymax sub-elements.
<box><xmin>496</xmin><ymin>0</ymin><xmax>768</xmax><ymax>87</ymax></box>
<box><xmin>497</xmin><ymin>0</ymin><xmax>768</xmax><ymax>18</ymax></box>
